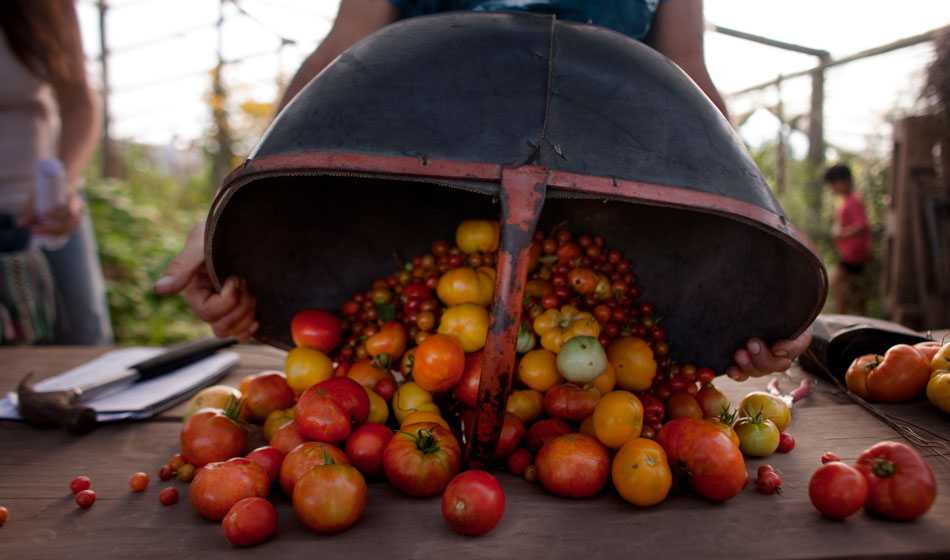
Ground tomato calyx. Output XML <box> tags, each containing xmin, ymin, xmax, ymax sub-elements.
<box><xmin>870</xmin><ymin>457</ymin><xmax>896</xmax><ymax>478</ymax></box>
<box><xmin>373</xmin><ymin>353</ymin><xmax>392</xmax><ymax>371</ymax></box>
<box><xmin>322</xmin><ymin>447</ymin><xmax>337</xmax><ymax>466</ymax></box>
<box><xmin>399</xmin><ymin>426</ymin><xmax>442</xmax><ymax>455</ymax></box>
<box><xmin>717</xmin><ymin>407</ymin><xmax>738</xmax><ymax>427</ymax></box>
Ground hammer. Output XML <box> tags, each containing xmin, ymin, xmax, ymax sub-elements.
<box><xmin>17</xmin><ymin>337</ymin><xmax>237</xmax><ymax>434</ymax></box>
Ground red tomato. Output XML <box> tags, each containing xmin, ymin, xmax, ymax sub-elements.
<box><xmin>542</xmin><ymin>383</ymin><xmax>600</xmax><ymax>422</ymax></box>
<box><xmin>867</xmin><ymin>345</ymin><xmax>931</xmax><ymax>402</ymax></box>
<box><xmin>189</xmin><ymin>458</ymin><xmax>270</xmax><ymax>520</ymax></box>
<box><xmin>441</xmin><ymin>470</ymin><xmax>506</xmax><ymax>536</ymax></box>
<box><xmin>855</xmin><ymin>441</ymin><xmax>936</xmax><ymax>520</ymax></box>
<box><xmin>526</xmin><ymin>418</ymin><xmax>573</xmax><ymax>452</ymax></box>
<box><xmin>222</xmin><ymin>497</ymin><xmax>277</xmax><ymax>547</ymax></box>
<box><xmin>279</xmin><ymin>441</ymin><xmax>350</xmax><ymax>497</ymax></box>
<box><xmin>268</xmin><ymin>421</ymin><xmax>308</xmax><ymax>455</ymax></box>
<box><xmin>639</xmin><ymin>394</ymin><xmax>664</xmax><ymax>426</ymax></box>
<box><xmin>844</xmin><ymin>353</ymin><xmax>878</xmax><ymax>400</ymax></box>
<box><xmin>246</xmin><ymin>446</ymin><xmax>284</xmax><ymax>484</ymax></box>
<box><xmin>656</xmin><ymin>418</ymin><xmax>747</xmax><ymax>502</ymax></box>
<box><xmin>451</xmin><ymin>350</ymin><xmax>483</xmax><ymax>408</ymax></box>
<box><xmin>822</xmin><ymin>451</ymin><xmax>841</xmax><ymax>464</ymax></box>
<box><xmin>76</xmin><ymin>489</ymin><xmax>96</xmax><ymax>508</ymax></box>
<box><xmin>413</xmin><ymin>334</ymin><xmax>466</xmax><ymax>393</ymax></box>
<box><xmin>295</xmin><ymin>377</ymin><xmax>370</xmax><ymax>443</ymax></box>
<box><xmin>664</xmin><ymin>392</ymin><xmax>703</xmax><ymax>421</ymax></box>
<box><xmin>180</xmin><ymin>407</ymin><xmax>248</xmax><ymax>468</ymax></box>
<box><xmin>291</xmin><ymin>309</ymin><xmax>342</xmax><ymax>352</ymax></box>
<box><xmin>913</xmin><ymin>340</ymin><xmax>943</xmax><ymax>363</ymax></box>
<box><xmin>293</xmin><ymin>459</ymin><xmax>367</xmax><ymax>533</ymax></box>
<box><xmin>808</xmin><ymin>462</ymin><xmax>868</xmax><ymax>519</ymax></box>
<box><xmin>70</xmin><ymin>476</ymin><xmax>91</xmax><ymax>494</ymax></box>
<box><xmin>506</xmin><ymin>448</ymin><xmax>532</xmax><ymax>475</ymax></box>
<box><xmin>777</xmin><ymin>432</ymin><xmax>795</xmax><ymax>453</ymax></box>
<box><xmin>158</xmin><ymin>487</ymin><xmax>179</xmax><ymax>505</ymax></box>
<box><xmin>240</xmin><ymin>371</ymin><xmax>296</xmax><ymax>422</ymax></box>
<box><xmin>383</xmin><ymin>423</ymin><xmax>461</xmax><ymax>496</ymax></box>
<box><xmin>129</xmin><ymin>472</ymin><xmax>149</xmax><ymax>492</ymax></box>
<box><xmin>494</xmin><ymin>413</ymin><xmax>526</xmax><ymax>459</ymax></box>
<box><xmin>373</xmin><ymin>377</ymin><xmax>397</xmax><ymax>401</ymax></box>
<box><xmin>348</xmin><ymin>359</ymin><xmax>395</xmax><ymax>391</ymax></box>
<box><xmin>695</xmin><ymin>384</ymin><xmax>730</xmax><ymax>418</ymax></box>
<box><xmin>535</xmin><ymin>434</ymin><xmax>610</xmax><ymax>498</ymax></box>
<box><xmin>345</xmin><ymin>423</ymin><xmax>395</xmax><ymax>478</ymax></box>
<box><xmin>364</xmin><ymin>321</ymin><xmax>408</xmax><ymax>361</ymax></box>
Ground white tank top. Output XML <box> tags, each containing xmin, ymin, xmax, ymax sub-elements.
<box><xmin>0</xmin><ymin>28</ymin><xmax>59</xmax><ymax>215</ymax></box>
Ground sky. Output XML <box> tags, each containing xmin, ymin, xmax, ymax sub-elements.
<box><xmin>74</xmin><ymin>0</ymin><xmax>950</xmax><ymax>157</ymax></box>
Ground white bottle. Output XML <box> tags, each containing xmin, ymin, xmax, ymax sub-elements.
<box><xmin>31</xmin><ymin>158</ymin><xmax>70</xmax><ymax>251</ymax></box>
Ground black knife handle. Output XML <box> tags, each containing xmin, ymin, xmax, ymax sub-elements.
<box><xmin>134</xmin><ymin>337</ymin><xmax>238</xmax><ymax>380</ymax></box>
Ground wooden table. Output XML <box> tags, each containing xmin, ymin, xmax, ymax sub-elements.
<box><xmin>1</xmin><ymin>344</ymin><xmax>948</xmax><ymax>559</ymax></box>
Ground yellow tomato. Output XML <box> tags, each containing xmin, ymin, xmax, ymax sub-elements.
<box><xmin>262</xmin><ymin>406</ymin><xmax>295</xmax><ymax>441</ymax></box>
<box><xmin>456</xmin><ymin>219</ymin><xmax>500</xmax><ymax>254</ymax></box>
<box><xmin>611</xmin><ymin>438</ymin><xmax>672</xmax><ymax>507</ymax></box>
<box><xmin>436</xmin><ymin>267</ymin><xmax>494</xmax><ymax>307</ymax></box>
<box><xmin>365</xmin><ymin>386</ymin><xmax>390</xmax><ymax>424</ymax></box>
<box><xmin>437</xmin><ymin>303</ymin><xmax>490</xmax><ymax>352</ymax></box>
<box><xmin>506</xmin><ymin>389</ymin><xmax>544</xmax><ymax>423</ymax></box>
<box><xmin>607</xmin><ymin>337</ymin><xmax>657</xmax><ymax>392</ymax></box>
<box><xmin>578</xmin><ymin>415</ymin><xmax>596</xmax><ymax>438</ymax></box>
<box><xmin>285</xmin><ymin>346</ymin><xmax>334</xmax><ymax>395</ymax></box>
<box><xmin>532</xmin><ymin>305</ymin><xmax>601</xmax><ymax>353</ymax></box>
<box><xmin>926</xmin><ymin>370</ymin><xmax>950</xmax><ymax>413</ymax></box>
<box><xmin>738</xmin><ymin>391</ymin><xmax>791</xmax><ymax>432</ymax></box>
<box><xmin>400</xmin><ymin>410</ymin><xmax>449</xmax><ymax>430</ymax></box>
<box><xmin>183</xmin><ymin>385</ymin><xmax>243</xmax><ymax>422</ymax></box>
<box><xmin>932</xmin><ymin>342</ymin><xmax>950</xmax><ymax>373</ymax></box>
<box><xmin>392</xmin><ymin>381</ymin><xmax>439</xmax><ymax>424</ymax></box>
<box><xmin>590</xmin><ymin>361</ymin><xmax>616</xmax><ymax>395</ymax></box>
<box><xmin>592</xmin><ymin>390</ymin><xmax>643</xmax><ymax>449</ymax></box>
<box><xmin>517</xmin><ymin>349</ymin><xmax>562</xmax><ymax>391</ymax></box>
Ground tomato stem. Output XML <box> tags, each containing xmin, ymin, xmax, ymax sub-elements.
<box><xmin>323</xmin><ymin>446</ymin><xmax>336</xmax><ymax>466</ymax></box>
<box><xmin>398</xmin><ymin>426</ymin><xmax>441</xmax><ymax>455</ymax></box>
<box><xmin>871</xmin><ymin>457</ymin><xmax>895</xmax><ymax>478</ymax></box>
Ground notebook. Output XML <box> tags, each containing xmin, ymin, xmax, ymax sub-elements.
<box><xmin>0</xmin><ymin>347</ymin><xmax>240</xmax><ymax>422</ymax></box>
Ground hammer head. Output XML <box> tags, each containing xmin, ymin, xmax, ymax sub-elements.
<box><xmin>17</xmin><ymin>374</ymin><xmax>98</xmax><ymax>434</ymax></box>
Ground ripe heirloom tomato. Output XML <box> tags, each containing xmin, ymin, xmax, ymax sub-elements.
<box><xmin>437</xmin><ymin>304</ymin><xmax>490</xmax><ymax>352</ymax></box>
<box><xmin>451</xmin><ymin>350</ymin><xmax>483</xmax><ymax>408</ymax></box>
<box><xmin>664</xmin><ymin>391</ymin><xmax>703</xmax><ymax>420</ymax></box>
<box><xmin>279</xmin><ymin>442</ymin><xmax>351</xmax><ymax>497</ymax></box>
<box><xmin>400</xmin><ymin>410</ymin><xmax>450</xmax><ymax>430</ymax></box>
<box><xmin>590</xmin><ymin>361</ymin><xmax>616</xmax><ymax>395</ymax></box>
<box><xmin>456</xmin><ymin>219</ymin><xmax>500</xmax><ymax>254</ymax></box>
<box><xmin>567</xmin><ymin>267</ymin><xmax>599</xmax><ymax>294</ymax></box>
<box><xmin>535</xmin><ymin>434</ymin><xmax>610</xmax><ymax>498</ymax></box>
<box><xmin>347</xmin><ymin>359</ymin><xmax>395</xmax><ymax>391</ymax></box>
<box><xmin>695</xmin><ymin>384</ymin><xmax>730</xmax><ymax>418</ymax></box>
<box><xmin>180</xmin><ymin>404</ymin><xmax>248</xmax><ymax>468</ymax></box>
<box><xmin>222</xmin><ymin>497</ymin><xmax>277</xmax><ymax>547</ymax></box>
<box><xmin>262</xmin><ymin>407</ymin><xmax>294</xmax><ymax>442</ymax></box>
<box><xmin>656</xmin><ymin>418</ymin><xmax>746</xmax><ymax>502</ymax></box>
<box><xmin>291</xmin><ymin>309</ymin><xmax>342</xmax><ymax>352</ymax></box>
<box><xmin>295</xmin><ymin>377</ymin><xmax>370</xmax><ymax>443</ymax></box>
<box><xmin>285</xmin><ymin>346</ymin><xmax>334</xmax><ymax>395</ymax></box>
<box><xmin>364</xmin><ymin>321</ymin><xmax>408</xmax><ymax>361</ymax></box>
<box><xmin>733</xmin><ymin>414</ymin><xmax>779</xmax><ymax>457</ymax></box>
<box><xmin>704</xmin><ymin>417</ymin><xmax>740</xmax><ymax>448</ymax></box>
<box><xmin>607</xmin><ymin>337</ymin><xmax>657</xmax><ymax>392</ymax></box>
<box><xmin>526</xmin><ymin>418</ymin><xmax>573</xmax><ymax>452</ymax></box>
<box><xmin>845</xmin><ymin>354</ymin><xmax>878</xmax><ymax>400</ymax></box>
<box><xmin>240</xmin><ymin>371</ymin><xmax>296</xmax><ymax>422</ymax></box>
<box><xmin>392</xmin><ymin>381</ymin><xmax>439</xmax><ymax>424</ymax></box>
<box><xmin>855</xmin><ymin>441</ymin><xmax>936</xmax><ymax>520</ymax></box>
<box><xmin>592</xmin><ymin>390</ymin><xmax>643</xmax><ymax>449</ymax></box>
<box><xmin>932</xmin><ymin>341</ymin><xmax>950</xmax><ymax>371</ymax></box>
<box><xmin>189</xmin><ymin>458</ymin><xmax>270</xmax><ymax>521</ymax></box>
<box><xmin>518</xmin><ymin>349</ymin><xmax>562</xmax><ymax>392</ymax></box>
<box><xmin>808</xmin><ymin>462</ymin><xmax>868</xmax><ymax>519</ymax></box>
<box><xmin>383</xmin><ymin>423</ymin><xmax>462</xmax><ymax>496</ymax></box>
<box><xmin>913</xmin><ymin>340</ymin><xmax>943</xmax><ymax>364</ymax></box>
<box><xmin>364</xmin><ymin>386</ymin><xmax>389</xmax><ymax>424</ymax></box>
<box><xmin>245</xmin><ymin>446</ymin><xmax>284</xmax><ymax>484</ymax></box>
<box><xmin>494</xmin><ymin>413</ymin><xmax>526</xmax><ymax>459</ymax></box>
<box><xmin>926</xmin><ymin>369</ymin><xmax>950</xmax><ymax>413</ymax></box>
<box><xmin>436</xmin><ymin>267</ymin><xmax>494</xmax><ymax>307</ymax></box>
<box><xmin>183</xmin><ymin>385</ymin><xmax>244</xmax><ymax>422</ymax></box>
<box><xmin>442</xmin><ymin>470</ymin><xmax>506</xmax><ymax>536</ymax></box>
<box><xmin>507</xmin><ymin>448</ymin><xmax>532</xmax><ymax>475</ymax></box>
<box><xmin>345</xmin><ymin>423</ymin><xmax>394</xmax><ymax>478</ymax></box>
<box><xmin>612</xmin><ymin>438</ymin><xmax>672</xmax><ymax>507</ymax></box>
<box><xmin>866</xmin><ymin>344</ymin><xmax>931</xmax><ymax>403</ymax></box>
<box><xmin>293</xmin><ymin>456</ymin><xmax>367</xmax><ymax>533</ymax></box>
<box><xmin>506</xmin><ymin>389</ymin><xmax>544</xmax><ymax>423</ymax></box>
<box><xmin>413</xmin><ymin>334</ymin><xmax>466</xmax><ymax>392</ymax></box>
<box><xmin>738</xmin><ymin>392</ymin><xmax>790</xmax><ymax>432</ymax></box>
<box><xmin>268</xmin><ymin>420</ymin><xmax>308</xmax><ymax>455</ymax></box>
<box><xmin>543</xmin><ymin>383</ymin><xmax>600</xmax><ymax>422</ymax></box>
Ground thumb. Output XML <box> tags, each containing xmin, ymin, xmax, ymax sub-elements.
<box><xmin>154</xmin><ymin>221</ymin><xmax>207</xmax><ymax>296</ymax></box>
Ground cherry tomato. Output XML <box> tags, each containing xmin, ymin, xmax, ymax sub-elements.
<box><xmin>822</xmin><ymin>451</ymin><xmax>841</xmax><ymax>463</ymax></box>
<box><xmin>70</xmin><ymin>476</ymin><xmax>91</xmax><ymax>494</ymax></box>
<box><xmin>76</xmin><ymin>489</ymin><xmax>96</xmax><ymax>508</ymax></box>
<box><xmin>777</xmin><ymin>432</ymin><xmax>795</xmax><ymax>453</ymax></box>
<box><xmin>441</xmin><ymin>470</ymin><xmax>506</xmax><ymax>536</ymax></box>
<box><xmin>695</xmin><ymin>367</ymin><xmax>716</xmax><ymax>384</ymax></box>
<box><xmin>222</xmin><ymin>497</ymin><xmax>278</xmax><ymax>547</ymax></box>
<box><xmin>374</xmin><ymin>377</ymin><xmax>397</xmax><ymax>401</ymax></box>
<box><xmin>158</xmin><ymin>465</ymin><xmax>174</xmax><ymax>481</ymax></box>
<box><xmin>611</xmin><ymin>438</ymin><xmax>672</xmax><ymax>507</ymax></box>
<box><xmin>291</xmin><ymin>309</ymin><xmax>342</xmax><ymax>352</ymax></box>
<box><xmin>0</xmin><ymin>506</ymin><xmax>7</xmax><ymax>526</ymax></box>
<box><xmin>129</xmin><ymin>472</ymin><xmax>149</xmax><ymax>492</ymax></box>
<box><xmin>159</xmin><ymin>487</ymin><xmax>179</xmax><ymax>505</ymax></box>
<box><xmin>809</xmin><ymin>462</ymin><xmax>868</xmax><ymax>519</ymax></box>
<box><xmin>412</xmin><ymin>334</ymin><xmax>466</xmax><ymax>392</ymax></box>
<box><xmin>506</xmin><ymin>448</ymin><xmax>532</xmax><ymax>475</ymax></box>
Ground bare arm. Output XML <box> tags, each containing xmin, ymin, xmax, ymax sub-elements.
<box><xmin>277</xmin><ymin>0</ymin><xmax>399</xmax><ymax>112</ymax></box>
<box><xmin>648</xmin><ymin>0</ymin><xmax>729</xmax><ymax>120</ymax></box>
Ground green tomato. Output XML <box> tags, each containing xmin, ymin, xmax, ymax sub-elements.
<box><xmin>556</xmin><ymin>336</ymin><xmax>607</xmax><ymax>384</ymax></box>
<box><xmin>734</xmin><ymin>416</ymin><xmax>779</xmax><ymax>457</ymax></box>
<box><xmin>516</xmin><ymin>323</ymin><xmax>536</xmax><ymax>354</ymax></box>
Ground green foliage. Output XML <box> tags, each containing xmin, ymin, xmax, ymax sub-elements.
<box><xmin>84</xmin><ymin>146</ymin><xmax>214</xmax><ymax>344</ymax></box>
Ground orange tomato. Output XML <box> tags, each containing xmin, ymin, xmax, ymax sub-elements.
<box><xmin>867</xmin><ymin>344</ymin><xmax>931</xmax><ymax>402</ymax></box>
<box><xmin>506</xmin><ymin>389</ymin><xmax>544</xmax><ymax>423</ymax></box>
<box><xmin>607</xmin><ymin>337</ymin><xmax>657</xmax><ymax>392</ymax></box>
<box><xmin>703</xmin><ymin>417</ymin><xmax>740</xmax><ymax>448</ymax></box>
<box><xmin>518</xmin><ymin>349</ymin><xmax>562</xmax><ymax>392</ymax></box>
<box><xmin>412</xmin><ymin>334</ymin><xmax>466</xmax><ymax>392</ymax></box>
<box><xmin>400</xmin><ymin>410</ymin><xmax>449</xmax><ymax>430</ymax></box>
<box><xmin>589</xmin><ymin>361</ymin><xmax>616</xmax><ymax>395</ymax></box>
<box><xmin>611</xmin><ymin>438</ymin><xmax>672</xmax><ymax>507</ymax></box>
<box><xmin>436</xmin><ymin>267</ymin><xmax>494</xmax><ymax>307</ymax></box>
<box><xmin>364</xmin><ymin>321</ymin><xmax>408</xmax><ymax>361</ymax></box>
<box><xmin>845</xmin><ymin>354</ymin><xmax>878</xmax><ymax>400</ymax></box>
<box><xmin>592</xmin><ymin>390</ymin><xmax>643</xmax><ymax>449</ymax></box>
<box><xmin>455</xmin><ymin>219</ymin><xmax>500</xmax><ymax>254</ymax></box>
<box><xmin>578</xmin><ymin>415</ymin><xmax>596</xmax><ymax>438</ymax></box>
<box><xmin>348</xmin><ymin>359</ymin><xmax>396</xmax><ymax>390</ymax></box>
<box><xmin>437</xmin><ymin>303</ymin><xmax>490</xmax><ymax>352</ymax></box>
<box><xmin>285</xmin><ymin>346</ymin><xmax>334</xmax><ymax>395</ymax></box>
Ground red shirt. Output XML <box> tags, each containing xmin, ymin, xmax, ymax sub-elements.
<box><xmin>834</xmin><ymin>192</ymin><xmax>871</xmax><ymax>265</ymax></box>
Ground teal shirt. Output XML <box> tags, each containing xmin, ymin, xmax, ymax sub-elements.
<box><xmin>388</xmin><ymin>0</ymin><xmax>663</xmax><ymax>41</ymax></box>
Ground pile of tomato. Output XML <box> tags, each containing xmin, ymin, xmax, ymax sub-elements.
<box><xmin>845</xmin><ymin>338</ymin><xmax>950</xmax><ymax>412</ymax></box>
